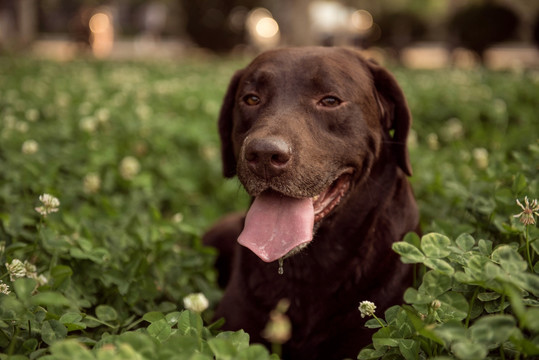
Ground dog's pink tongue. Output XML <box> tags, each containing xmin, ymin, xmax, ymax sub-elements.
<box><xmin>238</xmin><ymin>191</ymin><xmax>314</xmax><ymax>263</ymax></box>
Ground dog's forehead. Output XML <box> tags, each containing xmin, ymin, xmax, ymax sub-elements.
<box><xmin>242</xmin><ymin>48</ymin><xmax>371</xmax><ymax>89</ymax></box>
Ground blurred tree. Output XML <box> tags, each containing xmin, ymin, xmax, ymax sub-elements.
<box><xmin>270</xmin><ymin>0</ymin><xmax>313</xmax><ymax>46</ymax></box>
<box><xmin>182</xmin><ymin>0</ymin><xmax>262</xmax><ymax>52</ymax></box>
<box><xmin>533</xmin><ymin>10</ymin><xmax>539</xmax><ymax>48</ymax></box>
<box><xmin>375</xmin><ymin>11</ymin><xmax>427</xmax><ymax>61</ymax></box>
<box><xmin>448</xmin><ymin>2</ymin><xmax>520</xmax><ymax>62</ymax></box>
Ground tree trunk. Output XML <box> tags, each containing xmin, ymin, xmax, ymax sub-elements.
<box><xmin>273</xmin><ymin>0</ymin><xmax>314</xmax><ymax>46</ymax></box>
<box><xmin>18</xmin><ymin>0</ymin><xmax>37</xmax><ymax>45</ymax></box>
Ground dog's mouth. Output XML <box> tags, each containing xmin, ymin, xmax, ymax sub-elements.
<box><xmin>237</xmin><ymin>171</ymin><xmax>352</xmax><ymax>263</ymax></box>
<box><xmin>313</xmin><ymin>173</ymin><xmax>351</xmax><ymax>223</ymax></box>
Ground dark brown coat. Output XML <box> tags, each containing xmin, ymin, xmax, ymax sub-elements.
<box><xmin>204</xmin><ymin>47</ymin><xmax>419</xmax><ymax>360</ymax></box>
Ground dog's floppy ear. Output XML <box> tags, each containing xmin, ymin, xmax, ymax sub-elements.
<box><xmin>367</xmin><ymin>60</ymin><xmax>413</xmax><ymax>176</ymax></box>
<box><xmin>218</xmin><ymin>70</ymin><xmax>244</xmax><ymax>178</ymax></box>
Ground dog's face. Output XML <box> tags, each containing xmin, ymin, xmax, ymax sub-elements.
<box><xmin>218</xmin><ymin>47</ymin><xmax>412</xmax><ymax>263</ymax></box>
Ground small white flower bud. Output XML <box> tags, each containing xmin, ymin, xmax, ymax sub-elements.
<box><xmin>358</xmin><ymin>301</ymin><xmax>377</xmax><ymax>318</ymax></box>
<box><xmin>472</xmin><ymin>148</ymin><xmax>489</xmax><ymax>170</ymax></box>
<box><xmin>183</xmin><ymin>293</ymin><xmax>209</xmax><ymax>313</ymax></box>
<box><xmin>119</xmin><ymin>156</ymin><xmax>140</xmax><ymax>180</ymax></box>
<box><xmin>6</xmin><ymin>259</ymin><xmax>27</xmax><ymax>281</ymax></box>
<box><xmin>83</xmin><ymin>173</ymin><xmax>101</xmax><ymax>194</ymax></box>
<box><xmin>22</xmin><ymin>139</ymin><xmax>39</xmax><ymax>154</ymax></box>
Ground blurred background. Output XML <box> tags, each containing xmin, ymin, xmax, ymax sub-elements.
<box><xmin>1</xmin><ymin>0</ymin><xmax>538</xmax><ymax>68</ymax></box>
<box><xmin>0</xmin><ymin>3</ymin><xmax>538</xmax><ymax>355</ymax></box>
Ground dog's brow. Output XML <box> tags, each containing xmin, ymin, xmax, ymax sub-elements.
<box><xmin>307</xmin><ymin>71</ymin><xmax>342</xmax><ymax>95</ymax></box>
<box><xmin>245</xmin><ymin>70</ymin><xmax>275</xmax><ymax>88</ymax></box>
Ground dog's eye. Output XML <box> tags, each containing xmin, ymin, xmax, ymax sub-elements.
<box><xmin>318</xmin><ymin>96</ymin><xmax>342</xmax><ymax>108</ymax></box>
<box><xmin>243</xmin><ymin>94</ymin><xmax>261</xmax><ymax>106</ymax></box>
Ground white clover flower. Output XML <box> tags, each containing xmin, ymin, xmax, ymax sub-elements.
<box><xmin>79</xmin><ymin>116</ymin><xmax>98</xmax><ymax>133</ymax></box>
<box><xmin>22</xmin><ymin>139</ymin><xmax>39</xmax><ymax>154</ymax></box>
<box><xmin>25</xmin><ymin>109</ymin><xmax>39</xmax><ymax>122</ymax></box>
<box><xmin>56</xmin><ymin>93</ymin><xmax>71</xmax><ymax>107</ymax></box>
<box><xmin>201</xmin><ymin>146</ymin><xmax>218</xmax><ymax>161</ymax></box>
<box><xmin>35</xmin><ymin>274</ymin><xmax>49</xmax><ymax>287</ymax></box>
<box><xmin>514</xmin><ymin>196</ymin><xmax>539</xmax><ymax>226</ymax></box>
<box><xmin>0</xmin><ymin>281</ymin><xmax>10</xmax><ymax>295</ymax></box>
<box><xmin>472</xmin><ymin>148</ymin><xmax>489</xmax><ymax>170</ymax></box>
<box><xmin>172</xmin><ymin>213</ymin><xmax>184</xmax><ymax>224</ymax></box>
<box><xmin>441</xmin><ymin>118</ymin><xmax>464</xmax><ymax>142</ymax></box>
<box><xmin>407</xmin><ymin>129</ymin><xmax>418</xmax><ymax>150</ymax></box>
<box><xmin>492</xmin><ymin>99</ymin><xmax>507</xmax><ymax>117</ymax></box>
<box><xmin>95</xmin><ymin>108</ymin><xmax>110</xmax><ymax>123</ymax></box>
<box><xmin>426</xmin><ymin>133</ymin><xmax>439</xmax><ymax>150</ymax></box>
<box><xmin>119</xmin><ymin>156</ymin><xmax>140</xmax><ymax>180</ymax></box>
<box><xmin>136</xmin><ymin>104</ymin><xmax>151</xmax><ymax>120</ymax></box>
<box><xmin>4</xmin><ymin>115</ymin><xmax>17</xmax><ymax>129</ymax></box>
<box><xmin>6</xmin><ymin>259</ymin><xmax>27</xmax><ymax>281</ymax></box>
<box><xmin>262</xmin><ymin>300</ymin><xmax>292</xmax><ymax>344</ymax></box>
<box><xmin>35</xmin><ymin>193</ymin><xmax>60</xmax><ymax>217</ymax></box>
<box><xmin>16</xmin><ymin>121</ymin><xmax>29</xmax><ymax>133</ymax></box>
<box><xmin>183</xmin><ymin>293</ymin><xmax>209</xmax><ymax>313</ymax></box>
<box><xmin>83</xmin><ymin>173</ymin><xmax>101</xmax><ymax>194</ymax></box>
<box><xmin>24</xmin><ymin>260</ymin><xmax>37</xmax><ymax>279</ymax></box>
<box><xmin>358</xmin><ymin>301</ymin><xmax>377</xmax><ymax>318</ymax></box>
<box><xmin>3</xmin><ymin>114</ymin><xmax>17</xmax><ymax>130</ymax></box>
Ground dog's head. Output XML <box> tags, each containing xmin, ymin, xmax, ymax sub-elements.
<box><xmin>217</xmin><ymin>47</ymin><xmax>413</xmax><ymax>263</ymax></box>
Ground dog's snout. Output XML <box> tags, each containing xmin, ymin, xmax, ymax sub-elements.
<box><xmin>245</xmin><ymin>137</ymin><xmax>291</xmax><ymax>179</ymax></box>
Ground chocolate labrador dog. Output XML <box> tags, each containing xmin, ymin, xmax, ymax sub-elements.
<box><xmin>204</xmin><ymin>47</ymin><xmax>419</xmax><ymax>360</ymax></box>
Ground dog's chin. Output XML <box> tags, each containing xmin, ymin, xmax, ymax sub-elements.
<box><xmin>287</xmin><ymin>172</ymin><xmax>352</xmax><ymax>258</ymax></box>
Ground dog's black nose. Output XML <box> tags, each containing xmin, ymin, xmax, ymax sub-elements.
<box><xmin>245</xmin><ymin>137</ymin><xmax>291</xmax><ymax>179</ymax></box>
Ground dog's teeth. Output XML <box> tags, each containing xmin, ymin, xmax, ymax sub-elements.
<box><xmin>313</xmin><ymin>195</ymin><xmax>320</xmax><ymax>201</ymax></box>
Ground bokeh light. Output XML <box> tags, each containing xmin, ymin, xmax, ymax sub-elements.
<box><xmin>351</xmin><ymin>10</ymin><xmax>373</xmax><ymax>32</ymax></box>
<box><xmin>89</xmin><ymin>13</ymin><xmax>110</xmax><ymax>34</ymax></box>
<box><xmin>255</xmin><ymin>17</ymin><xmax>279</xmax><ymax>39</ymax></box>
<box><xmin>89</xmin><ymin>10</ymin><xmax>114</xmax><ymax>58</ymax></box>
<box><xmin>246</xmin><ymin>8</ymin><xmax>280</xmax><ymax>48</ymax></box>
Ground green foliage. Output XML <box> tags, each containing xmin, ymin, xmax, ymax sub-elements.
<box><xmin>0</xmin><ymin>56</ymin><xmax>537</xmax><ymax>359</ymax></box>
<box><xmin>0</xmin><ymin>57</ymin><xmax>255</xmax><ymax>358</ymax></box>
<box><xmin>39</xmin><ymin>310</ymin><xmax>276</xmax><ymax>360</ymax></box>
<box><xmin>359</xmin><ymin>230</ymin><xmax>539</xmax><ymax>360</ymax></box>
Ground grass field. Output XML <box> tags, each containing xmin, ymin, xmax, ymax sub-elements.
<box><xmin>0</xmin><ymin>56</ymin><xmax>538</xmax><ymax>359</ymax></box>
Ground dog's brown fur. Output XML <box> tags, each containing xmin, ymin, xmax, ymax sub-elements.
<box><xmin>204</xmin><ymin>47</ymin><xmax>419</xmax><ymax>360</ymax></box>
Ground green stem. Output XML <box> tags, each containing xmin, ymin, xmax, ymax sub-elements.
<box><xmin>373</xmin><ymin>314</ymin><xmax>385</xmax><ymax>328</ymax></box>
<box><xmin>465</xmin><ymin>288</ymin><xmax>479</xmax><ymax>328</ymax></box>
<box><xmin>124</xmin><ymin>317</ymin><xmax>145</xmax><ymax>331</ymax></box>
<box><xmin>84</xmin><ymin>315</ymin><xmax>118</xmax><ymax>329</ymax></box>
<box><xmin>7</xmin><ymin>324</ymin><xmax>20</xmax><ymax>355</ymax></box>
<box><xmin>525</xmin><ymin>226</ymin><xmax>533</xmax><ymax>271</ymax></box>
<box><xmin>271</xmin><ymin>343</ymin><xmax>282</xmax><ymax>358</ymax></box>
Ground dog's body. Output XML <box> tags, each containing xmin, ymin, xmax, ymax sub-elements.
<box><xmin>204</xmin><ymin>47</ymin><xmax>419</xmax><ymax>360</ymax></box>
